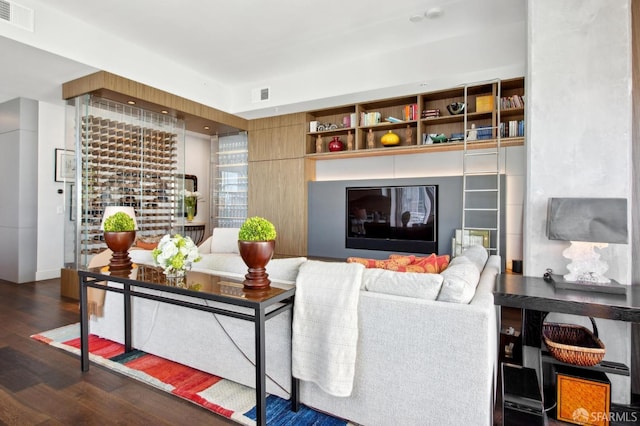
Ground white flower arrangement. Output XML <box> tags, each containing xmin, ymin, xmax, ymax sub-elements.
<box><xmin>180</xmin><ymin>189</ymin><xmax>202</xmax><ymax>208</ymax></box>
<box><xmin>151</xmin><ymin>233</ymin><xmax>202</xmax><ymax>274</ymax></box>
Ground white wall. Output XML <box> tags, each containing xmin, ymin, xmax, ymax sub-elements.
<box><xmin>525</xmin><ymin>0</ymin><xmax>633</xmax><ymax>403</ymax></box>
<box><xmin>0</xmin><ymin>98</ymin><xmax>39</xmax><ymax>283</ymax></box>
<box><xmin>183</xmin><ymin>131</ymin><xmax>212</xmax><ymax>237</ymax></box>
<box><xmin>315</xmin><ymin>146</ymin><xmax>525</xmax><ymax>266</ymax></box>
<box><xmin>36</xmin><ymin>101</ymin><xmax>66</xmax><ymax>280</ymax></box>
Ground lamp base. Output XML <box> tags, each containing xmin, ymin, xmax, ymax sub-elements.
<box><xmin>562</xmin><ymin>241</ymin><xmax>611</xmax><ymax>284</ymax></box>
<box><xmin>550</xmin><ymin>274</ymin><xmax>627</xmax><ymax>295</ymax></box>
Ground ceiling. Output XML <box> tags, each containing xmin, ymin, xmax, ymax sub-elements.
<box><xmin>0</xmin><ymin>0</ymin><xmax>526</xmax><ymax>118</ymax></box>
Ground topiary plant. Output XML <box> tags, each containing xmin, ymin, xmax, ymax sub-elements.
<box><xmin>238</xmin><ymin>216</ymin><xmax>276</xmax><ymax>241</ymax></box>
<box><xmin>103</xmin><ymin>211</ymin><xmax>136</xmax><ymax>232</ymax></box>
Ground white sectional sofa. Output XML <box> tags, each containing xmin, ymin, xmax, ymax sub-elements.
<box><xmin>89</xmin><ymin>228</ymin><xmax>500</xmax><ymax>426</ymax></box>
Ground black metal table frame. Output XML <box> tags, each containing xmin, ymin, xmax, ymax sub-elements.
<box><xmin>78</xmin><ymin>269</ymin><xmax>300</xmax><ymax>426</ymax></box>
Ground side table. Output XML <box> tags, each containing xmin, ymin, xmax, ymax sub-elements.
<box><xmin>176</xmin><ymin>221</ymin><xmax>206</xmax><ymax>245</ymax></box>
<box><xmin>494</xmin><ymin>273</ymin><xmax>640</xmax><ymax>422</ymax></box>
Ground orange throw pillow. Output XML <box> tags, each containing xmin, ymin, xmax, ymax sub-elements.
<box><xmin>347</xmin><ymin>257</ymin><xmax>387</xmax><ymax>268</ymax></box>
<box><xmin>388</xmin><ymin>253</ymin><xmax>450</xmax><ymax>273</ymax></box>
<box><xmin>347</xmin><ymin>255</ymin><xmax>415</xmax><ymax>269</ymax></box>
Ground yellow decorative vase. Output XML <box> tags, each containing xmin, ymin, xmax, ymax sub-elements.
<box><xmin>381</xmin><ymin>130</ymin><xmax>400</xmax><ymax>146</ymax></box>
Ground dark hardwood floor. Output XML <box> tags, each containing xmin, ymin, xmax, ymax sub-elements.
<box><xmin>0</xmin><ymin>277</ymin><xmax>236</xmax><ymax>425</ymax></box>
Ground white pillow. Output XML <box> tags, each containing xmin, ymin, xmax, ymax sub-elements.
<box><xmin>456</xmin><ymin>244</ymin><xmax>488</xmax><ymax>272</ymax></box>
<box><xmin>436</xmin><ymin>257</ymin><xmax>481</xmax><ymax>304</ymax></box>
<box><xmin>364</xmin><ymin>268</ymin><xmax>444</xmax><ymax>300</ymax></box>
<box><xmin>210</xmin><ymin>228</ymin><xmax>240</xmax><ymax>253</ymax></box>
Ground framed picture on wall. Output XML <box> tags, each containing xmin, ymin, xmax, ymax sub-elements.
<box><xmin>55</xmin><ymin>149</ymin><xmax>75</xmax><ymax>182</ymax></box>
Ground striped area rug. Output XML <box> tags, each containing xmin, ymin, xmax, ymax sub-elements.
<box><xmin>31</xmin><ymin>323</ymin><xmax>348</xmax><ymax>426</ymax></box>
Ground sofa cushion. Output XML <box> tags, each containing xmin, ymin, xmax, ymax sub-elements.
<box><xmin>210</xmin><ymin>228</ymin><xmax>240</xmax><ymax>254</ymax></box>
<box><xmin>363</xmin><ymin>268</ymin><xmax>443</xmax><ymax>300</ymax></box>
<box><xmin>455</xmin><ymin>244</ymin><xmax>488</xmax><ymax>272</ymax></box>
<box><xmin>436</xmin><ymin>256</ymin><xmax>481</xmax><ymax>304</ymax></box>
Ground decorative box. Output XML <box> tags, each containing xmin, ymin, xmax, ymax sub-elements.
<box><xmin>556</xmin><ymin>366</ymin><xmax>610</xmax><ymax>426</ymax></box>
<box><xmin>475</xmin><ymin>95</ymin><xmax>494</xmax><ymax>113</ymax></box>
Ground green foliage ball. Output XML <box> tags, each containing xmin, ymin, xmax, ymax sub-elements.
<box><xmin>238</xmin><ymin>216</ymin><xmax>276</xmax><ymax>241</ymax></box>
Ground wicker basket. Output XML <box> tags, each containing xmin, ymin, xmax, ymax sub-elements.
<box><xmin>542</xmin><ymin>316</ymin><xmax>605</xmax><ymax>367</ymax></box>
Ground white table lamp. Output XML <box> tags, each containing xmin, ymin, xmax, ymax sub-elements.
<box><xmin>547</xmin><ymin>197</ymin><xmax>627</xmax><ymax>284</ymax></box>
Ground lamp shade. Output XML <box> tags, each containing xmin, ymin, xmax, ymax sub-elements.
<box><xmin>100</xmin><ymin>206</ymin><xmax>138</xmax><ymax>231</ymax></box>
<box><xmin>546</xmin><ymin>198</ymin><xmax>627</xmax><ymax>244</ymax></box>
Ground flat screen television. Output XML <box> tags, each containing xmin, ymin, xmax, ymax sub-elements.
<box><xmin>346</xmin><ymin>184</ymin><xmax>438</xmax><ymax>254</ymax></box>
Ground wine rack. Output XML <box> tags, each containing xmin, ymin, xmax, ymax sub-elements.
<box><xmin>66</xmin><ymin>95</ymin><xmax>185</xmax><ymax>266</ymax></box>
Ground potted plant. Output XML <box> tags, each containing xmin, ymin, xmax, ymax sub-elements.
<box><xmin>102</xmin><ymin>209</ymin><xmax>137</xmax><ymax>274</ymax></box>
<box><xmin>238</xmin><ymin>216</ymin><xmax>277</xmax><ymax>289</ymax></box>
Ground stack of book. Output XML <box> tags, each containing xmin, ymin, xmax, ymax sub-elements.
<box><xmin>477</xmin><ymin>125</ymin><xmax>493</xmax><ymax>140</ymax></box>
<box><xmin>500</xmin><ymin>120</ymin><xmax>525</xmax><ymax>137</ymax></box>
<box><xmin>422</xmin><ymin>109</ymin><xmax>440</xmax><ymax>119</ymax></box>
<box><xmin>360</xmin><ymin>112</ymin><xmax>381</xmax><ymax>126</ymax></box>
<box><xmin>403</xmin><ymin>104</ymin><xmax>419</xmax><ymax>121</ymax></box>
<box><xmin>500</xmin><ymin>95</ymin><xmax>525</xmax><ymax>109</ymax></box>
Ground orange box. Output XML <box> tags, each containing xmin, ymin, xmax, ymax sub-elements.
<box><xmin>556</xmin><ymin>368</ymin><xmax>610</xmax><ymax>426</ymax></box>
<box><xmin>475</xmin><ymin>95</ymin><xmax>494</xmax><ymax>113</ymax></box>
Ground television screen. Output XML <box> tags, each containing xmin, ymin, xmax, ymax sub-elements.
<box><xmin>346</xmin><ymin>185</ymin><xmax>438</xmax><ymax>254</ymax></box>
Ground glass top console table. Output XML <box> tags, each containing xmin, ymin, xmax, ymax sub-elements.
<box><xmin>78</xmin><ymin>265</ymin><xmax>299</xmax><ymax>426</ymax></box>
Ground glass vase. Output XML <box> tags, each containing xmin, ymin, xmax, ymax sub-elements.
<box><xmin>186</xmin><ymin>204</ymin><xmax>195</xmax><ymax>222</ymax></box>
<box><xmin>164</xmin><ymin>269</ymin><xmax>187</xmax><ymax>287</ymax></box>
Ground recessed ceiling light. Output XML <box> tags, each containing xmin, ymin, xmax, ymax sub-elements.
<box><xmin>127</xmin><ymin>100</ymin><xmax>136</xmax><ymax>105</ymax></box>
<box><xmin>409</xmin><ymin>14</ymin><xmax>423</xmax><ymax>23</ymax></box>
<box><xmin>204</xmin><ymin>126</ymin><xmax>210</xmax><ymax>130</ymax></box>
<box><xmin>161</xmin><ymin>110</ymin><xmax>168</xmax><ymax>114</ymax></box>
<box><xmin>425</xmin><ymin>7</ymin><xmax>443</xmax><ymax>19</ymax></box>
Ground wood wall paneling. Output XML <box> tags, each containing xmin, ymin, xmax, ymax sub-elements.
<box><xmin>62</xmin><ymin>71</ymin><xmax>248</xmax><ymax>135</ymax></box>
<box><xmin>248</xmin><ymin>158</ymin><xmax>307</xmax><ymax>256</ymax></box>
<box><xmin>249</xmin><ymin>119</ymin><xmax>306</xmax><ymax>161</ymax></box>
<box><xmin>249</xmin><ymin>113</ymin><xmax>306</xmax><ymax>131</ymax></box>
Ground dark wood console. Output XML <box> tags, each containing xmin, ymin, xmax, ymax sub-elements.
<box><xmin>494</xmin><ymin>274</ymin><xmax>640</xmax><ymax>423</ymax></box>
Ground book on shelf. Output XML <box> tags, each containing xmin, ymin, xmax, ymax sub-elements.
<box><xmin>500</xmin><ymin>95</ymin><xmax>525</xmax><ymax>109</ymax></box>
<box><xmin>385</xmin><ymin>116</ymin><xmax>403</xmax><ymax>123</ymax></box>
<box><xmin>500</xmin><ymin>119</ymin><xmax>525</xmax><ymax>137</ymax></box>
<box><xmin>402</xmin><ymin>103</ymin><xmax>419</xmax><ymax>121</ymax></box>
<box><xmin>477</xmin><ymin>125</ymin><xmax>492</xmax><ymax>140</ymax></box>
<box><xmin>422</xmin><ymin>109</ymin><xmax>440</xmax><ymax>119</ymax></box>
<box><xmin>360</xmin><ymin>112</ymin><xmax>381</xmax><ymax>126</ymax></box>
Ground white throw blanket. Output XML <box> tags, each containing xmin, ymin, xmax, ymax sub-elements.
<box><xmin>292</xmin><ymin>260</ymin><xmax>364</xmax><ymax>397</ymax></box>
